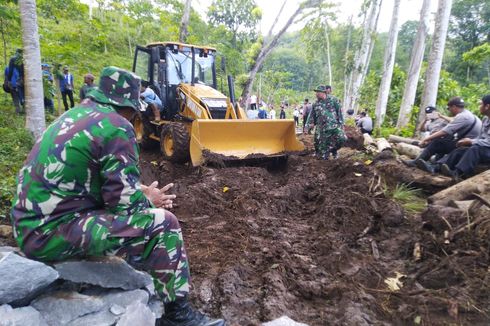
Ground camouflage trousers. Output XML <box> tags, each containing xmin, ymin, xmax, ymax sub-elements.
<box><xmin>20</xmin><ymin>208</ymin><xmax>190</xmax><ymax>303</ymax></box>
<box><xmin>314</xmin><ymin>127</ymin><xmax>346</xmax><ymax>159</ymax></box>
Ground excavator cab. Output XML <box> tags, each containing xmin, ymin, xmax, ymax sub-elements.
<box><xmin>132</xmin><ymin>42</ymin><xmax>304</xmax><ymax>166</ymax></box>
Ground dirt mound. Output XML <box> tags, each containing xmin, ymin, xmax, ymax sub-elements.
<box><xmin>0</xmin><ymin>134</ymin><xmax>487</xmax><ymax>325</ymax></box>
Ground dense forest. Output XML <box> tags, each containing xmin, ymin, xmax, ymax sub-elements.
<box><xmin>0</xmin><ymin>0</ymin><xmax>489</xmax><ymax>214</ymax></box>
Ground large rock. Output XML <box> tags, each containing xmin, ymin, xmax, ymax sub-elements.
<box><xmin>0</xmin><ymin>304</ymin><xmax>47</xmax><ymax>326</ymax></box>
<box><xmin>0</xmin><ymin>252</ymin><xmax>58</xmax><ymax>305</ymax></box>
<box><xmin>53</xmin><ymin>256</ymin><xmax>152</xmax><ymax>290</ymax></box>
<box><xmin>262</xmin><ymin>316</ymin><xmax>309</xmax><ymax>326</ymax></box>
<box><xmin>116</xmin><ymin>302</ymin><xmax>155</xmax><ymax>326</ymax></box>
<box><xmin>59</xmin><ymin>289</ymin><xmax>150</xmax><ymax>326</ymax></box>
<box><xmin>31</xmin><ymin>291</ymin><xmax>106</xmax><ymax>325</ymax></box>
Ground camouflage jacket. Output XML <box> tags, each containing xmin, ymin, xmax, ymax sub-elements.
<box><xmin>310</xmin><ymin>96</ymin><xmax>344</xmax><ymax>130</ymax></box>
<box><xmin>11</xmin><ymin>100</ymin><xmax>150</xmax><ymax>247</ymax></box>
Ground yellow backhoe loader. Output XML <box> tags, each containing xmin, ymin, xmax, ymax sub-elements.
<box><xmin>131</xmin><ymin>42</ymin><xmax>304</xmax><ymax>166</ymax></box>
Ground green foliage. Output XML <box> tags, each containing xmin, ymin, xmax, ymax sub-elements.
<box><xmin>208</xmin><ymin>0</ymin><xmax>261</xmax><ymax>47</ymax></box>
<box><xmin>0</xmin><ymin>99</ymin><xmax>33</xmax><ymax>218</ymax></box>
<box><xmin>447</xmin><ymin>0</ymin><xmax>490</xmax><ymax>85</ymax></box>
<box><xmin>384</xmin><ymin>183</ymin><xmax>426</xmax><ymax>215</ymax></box>
<box><xmin>462</xmin><ymin>43</ymin><xmax>490</xmax><ymax>64</ymax></box>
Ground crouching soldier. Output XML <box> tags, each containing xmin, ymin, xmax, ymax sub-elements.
<box><xmin>11</xmin><ymin>66</ymin><xmax>225</xmax><ymax>326</ymax></box>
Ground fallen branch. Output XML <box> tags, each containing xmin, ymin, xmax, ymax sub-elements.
<box><xmin>388</xmin><ymin>135</ymin><xmax>420</xmax><ymax>145</ymax></box>
<box><xmin>392</xmin><ymin>142</ymin><xmax>422</xmax><ymax>159</ymax></box>
<box><xmin>428</xmin><ymin>170</ymin><xmax>490</xmax><ymax>205</ymax></box>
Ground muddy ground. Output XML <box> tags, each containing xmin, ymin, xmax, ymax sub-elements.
<box><xmin>138</xmin><ymin>135</ymin><xmax>489</xmax><ymax>326</ymax></box>
<box><xmin>1</xmin><ymin>133</ymin><xmax>488</xmax><ymax>325</ymax></box>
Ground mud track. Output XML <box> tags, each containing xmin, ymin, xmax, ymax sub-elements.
<box><xmin>140</xmin><ymin>135</ymin><xmax>489</xmax><ymax>326</ymax></box>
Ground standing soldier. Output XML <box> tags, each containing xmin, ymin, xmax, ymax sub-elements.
<box><xmin>11</xmin><ymin>66</ymin><xmax>225</xmax><ymax>326</ymax></box>
<box><xmin>307</xmin><ymin>85</ymin><xmax>345</xmax><ymax>159</ymax></box>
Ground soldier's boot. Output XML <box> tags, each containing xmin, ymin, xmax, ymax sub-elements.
<box><xmin>151</xmin><ymin>104</ymin><xmax>161</xmax><ymax>122</ymax></box>
<box><xmin>160</xmin><ymin>297</ymin><xmax>225</xmax><ymax>326</ymax></box>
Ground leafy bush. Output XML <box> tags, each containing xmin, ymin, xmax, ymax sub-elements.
<box><xmin>0</xmin><ymin>99</ymin><xmax>33</xmax><ymax>218</ymax></box>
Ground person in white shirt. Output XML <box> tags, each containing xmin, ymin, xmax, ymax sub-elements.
<box><xmin>250</xmin><ymin>94</ymin><xmax>257</xmax><ymax>110</ymax></box>
<box><xmin>293</xmin><ymin>107</ymin><xmax>300</xmax><ymax>126</ymax></box>
<box><xmin>269</xmin><ymin>105</ymin><xmax>276</xmax><ymax>119</ymax></box>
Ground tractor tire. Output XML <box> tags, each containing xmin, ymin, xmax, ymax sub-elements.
<box><xmin>160</xmin><ymin>123</ymin><xmax>190</xmax><ymax>163</ymax></box>
<box><xmin>132</xmin><ymin>114</ymin><xmax>158</xmax><ymax>150</ymax></box>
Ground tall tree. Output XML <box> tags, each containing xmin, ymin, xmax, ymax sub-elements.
<box><xmin>397</xmin><ymin>0</ymin><xmax>431</xmax><ymax>129</ymax></box>
<box><xmin>447</xmin><ymin>0</ymin><xmax>490</xmax><ymax>84</ymax></box>
<box><xmin>374</xmin><ymin>0</ymin><xmax>401</xmax><ymax>128</ymax></box>
<box><xmin>208</xmin><ymin>0</ymin><xmax>261</xmax><ymax>48</ymax></box>
<box><xmin>0</xmin><ymin>1</ymin><xmax>19</xmax><ymax>66</ymax></box>
<box><xmin>419</xmin><ymin>0</ymin><xmax>453</xmax><ymax>127</ymax></box>
<box><xmin>239</xmin><ymin>0</ymin><xmax>323</xmax><ymax>106</ymax></box>
<box><xmin>179</xmin><ymin>0</ymin><xmax>192</xmax><ymax>43</ymax></box>
<box><xmin>19</xmin><ymin>0</ymin><xmax>45</xmax><ymax>139</ymax></box>
<box><xmin>301</xmin><ymin>3</ymin><xmax>337</xmax><ymax>86</ymax></box>
<box><xmin>344</xmin><ymin>0</ymin><xmax>383</xmax><ymax>113</ymax></box>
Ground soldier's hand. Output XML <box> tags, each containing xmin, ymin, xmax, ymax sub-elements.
<box><xmin>141</xmin><ymin>181</ymin><xmax>177</xmax><ymax>209</ymax></box>
<box><xmin>158</xmin><ymin>183</ymin><xmax>176</xmax><ymax>209</ymax></box>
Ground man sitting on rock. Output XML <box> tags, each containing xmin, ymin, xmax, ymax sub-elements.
<box><xmin>10</xmin><ymin>66</ymin><xmax>224</xmax><ymax>326</ymax></box>
<box><xmin>403</xmin><ymin>97</ymin><xmax>481</xmax><ymax>170</ymax></box>
<box><xmin>418</xmin><ymin>94</ymin><xmax>490</xmax><ymax>179</ymax></box>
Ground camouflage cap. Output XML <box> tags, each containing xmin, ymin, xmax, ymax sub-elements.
<box><xmin>87</xmin><ymin>66</ymin><xmax>141</xmax><ymax>111</ymax></box>
<box><xmin>313</xmin><ymin>85</ymin><xmax>328</xmax><ymax>93</ymax></box>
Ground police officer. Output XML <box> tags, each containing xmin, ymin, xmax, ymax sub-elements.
<box><xmin>11</xmin><ymin>66</ymin><xmax>225</xmax><ymax>326</ymax></box>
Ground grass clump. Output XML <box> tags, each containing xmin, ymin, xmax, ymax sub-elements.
<box><xmin>385</xmin><ymin>183</ymin><xmax>427</xmax><ymax>215</ymax></box>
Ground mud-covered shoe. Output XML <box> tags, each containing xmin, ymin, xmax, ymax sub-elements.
<box><xmin>402</xmin><ymin>159</ymin><xmax>417</xmax><ymax>167</ymax></box>
<box><xmin>440</xmin><ymin>164</ymin><xmax>462</xmax><ymax>182</ymax></box>
<box><xmin>160</xmin><ymin>298</ymin><xmax>225</xmax><ymax>326</ymax></box>
<box><xmin>415</xmin><ymin>159</ymin><xmax>436</xmax><ymax>174</ymax></box>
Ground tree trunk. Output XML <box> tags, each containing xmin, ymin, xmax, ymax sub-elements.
<box><xmin>393</xmin><ymin>142</ymin><xmax>422</xmax><ymax>158</ymax></box>
<box><xmin>428</xmin><ymin>170</ymin><xmax>490</xmax><ymax>205</ymax></box>
<box><xmin>179</xmin><ymin>0</ymin><xmax>192</xmax><ymax>43</ymax></box>
<box><xmin>376</xmin><ymin>138</ymin><xmax>392</xmax><ymax>152</ymax></box>
<box><xmin>19</xmin><ymin>0</ymin><xmax>45</xmax><ymax>139</ymax></box>
<box><xmin>344</xmin><ymin>0</ymin><xmax>383</xmax><ymax>113</ymax></box>
<box><xmin>375</xmin><ymin>0</ymin><xmax>401</xmax><ymax>128</ymax></box>
<box><xmin>388</xmin><ymin>134</ymin><xmax>419</xmax><ymax>145</ymax></box>
<box><xmin>418</xmin><ymin>0</ymin><xmax>452</xmax><ymax>129</ymax></box>
<box><xmin>325</xmin><ymin>23</ymin><xmax>332</xmax><ymax>86</ymax></box>
<box><xmin>240</xmin><ymin>0</ymin><xmax>316</xmax><ymax>106</ymax></box>
<box><xmin>396</xmin><ymin>0</ymin><xmax>431</xmax><ymax>129</ymax></box>
<box><xmin>343</xmin><ymin>16</ymin><xmax>353</xmax><ymax>107</ymax></box>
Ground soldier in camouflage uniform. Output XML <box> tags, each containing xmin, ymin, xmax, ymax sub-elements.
<box><xmin>11</xmin><ymin>66</ymin><xmax>224</xmax><ymax>326</ymax></box>
<box><xmin>307</xmin><ymin>85</ymin><xmax>346</xmax><ymax>160</ymax></box>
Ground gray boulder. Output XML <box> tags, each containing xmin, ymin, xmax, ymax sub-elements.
<box><xmin>66</xmin><ymin>289</ymin><xmax>150</xmax><ymax>326</ymax></box>
<box><xmin>53</xmin><ymin>256</ymin><xmax>152</xmax><ymax>290</ymax></box>
<box><xmin>31</xmin><ymin>291</ymin><xmax>106</xmax><ymax>325</ymax></box>
<box><xmin>116</xmin><ymin>302</ymin><xmax>156</xmax><ymax>326</ymax></box>
<box><xmin>0</xmin><ymin>304</ymin><xmax>47</xmax><ymax>326</ymax></box>
<box><xmin>262</xmin><ymin>316</ymin><xmax>309</xmax><ymax>326</ymax></box>
<box><xmin>0</xmin><ymin>252</ymin><xmax>58</xmax><ymax>305</ymax></box>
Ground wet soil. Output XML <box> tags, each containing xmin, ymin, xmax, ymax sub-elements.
<box><xmin>0</xmin><ymin>133</ymin><xmax>487</xmax><ymax>325</ymax></box>
<box><xmin>139</xmin><ymin>135</ymin><xmax>489</xmax><ymax>326</ymax></box>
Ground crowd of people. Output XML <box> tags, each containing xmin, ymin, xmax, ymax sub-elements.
<box><xmin>402</xmin><ymin>95</ymin><xmax>490</xmax><ymax>180</ymax></box>
<box><xmin>3</xmin><ymin>52</ymin><xmax>98</xmax><ymax>114</ymax></box>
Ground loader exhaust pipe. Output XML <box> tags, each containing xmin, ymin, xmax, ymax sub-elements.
<box><xmin>227</xmin><ymin>75</ymin><xmax>239</xmax><ymax>116</ymax></box>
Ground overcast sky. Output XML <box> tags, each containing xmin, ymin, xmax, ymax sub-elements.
<box><xmin>193</xmin><ymin>0</ymin><xmax>439</xmax><ymax>34</ymax></box>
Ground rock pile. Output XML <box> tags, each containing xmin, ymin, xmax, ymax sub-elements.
<box><xmin>0</xmin><ymin>248</ymin><xmax>161</xmax><ymax>326</ymax></box>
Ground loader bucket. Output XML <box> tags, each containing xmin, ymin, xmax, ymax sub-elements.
<box><xmin>189</xmin><ymin>119</ymin><xmax>305</xmax><ymax>166</ymax></box>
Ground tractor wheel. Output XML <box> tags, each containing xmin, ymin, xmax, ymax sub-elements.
<box><xmin>160</xmin><ymin>123</ymin><xmax>190</xmax><ymax>163</ymax></box>
<box><xmin>132</xmin><ymin>114</ymin><xmax>158</xmax><ymax>150</ymax></box>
